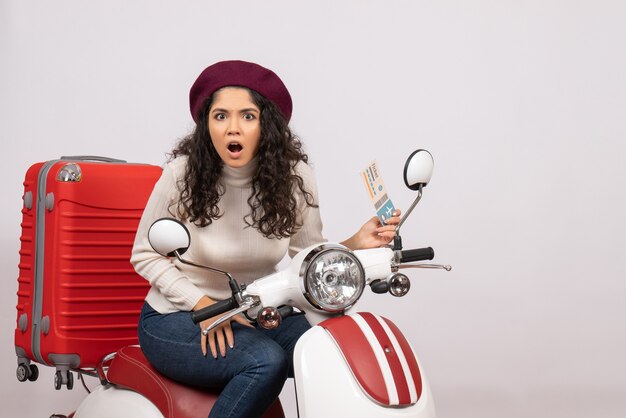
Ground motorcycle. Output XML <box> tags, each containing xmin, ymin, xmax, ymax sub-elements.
<box><xmin>57</xmin><ymin>149</ymin><xmax>450</xmax><ymax>418</ymax></box>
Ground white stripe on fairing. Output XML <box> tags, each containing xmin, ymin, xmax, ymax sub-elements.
<box><xmin>374</xmin><ymin>314</ymin><xmax>418</xmax><ymax>403</ymax></box>
<box><xmin>351</xmin><ymin>313</ymin><xmax>399</xmax><ymax>405</ymax></box>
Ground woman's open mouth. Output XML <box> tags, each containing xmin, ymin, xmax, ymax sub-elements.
<box><xmin>227</xmin><ymin>142</ymin><xmax>243</xmax><ymax>157</ymax></box>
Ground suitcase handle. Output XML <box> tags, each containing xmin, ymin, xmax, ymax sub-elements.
<box><xmin>60</xmin><ymin>155</ymin><xmax>127</xmax><ymax>163</ymax></box>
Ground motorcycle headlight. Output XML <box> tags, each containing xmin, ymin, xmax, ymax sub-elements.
<box><xmin>301</xmin><ymin>245</ymin><xmax>365</xmax><ymax>312</ymax></box>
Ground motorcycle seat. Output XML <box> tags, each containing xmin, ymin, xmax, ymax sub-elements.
<box><xmin>107</xmin><ymin>345</ymin><xmax>284</xmax><ymax>418</ymax></box>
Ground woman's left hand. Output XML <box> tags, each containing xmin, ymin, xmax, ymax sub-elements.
<box><xmin>341</xmin><ymin>210</ymin><xmax>402</xmax><ymax>250</ymax></box>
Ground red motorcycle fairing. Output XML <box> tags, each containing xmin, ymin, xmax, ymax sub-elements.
<box><xmin>319</xmin><ymin>312</ymin><xmax>423</xmax><ymax>407</ymax></box>
<box><xmin>106</xmin><ymin>345</ymin><xmax>284</xmax><ymax>418</ymax></box>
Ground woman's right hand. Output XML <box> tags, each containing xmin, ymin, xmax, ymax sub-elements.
<box><xmin>193</xmin><ymin>296</ymin><xmax>254</xmax><ymax>358</ymax></box>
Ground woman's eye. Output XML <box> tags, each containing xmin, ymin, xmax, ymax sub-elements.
<box><xmin>243</xmin><ymin>113</ymin><xmax>256</xmax><ymax>121</ymax></box>
<box><xmin>215</xmin><ymin>113</ymin><xmax>226</xmax><ymax>120</ymax></box>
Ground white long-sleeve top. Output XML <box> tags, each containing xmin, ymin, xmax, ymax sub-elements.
<box><xmin>130</xmin><ymin>156</ymin><xmax>325</xmax><ymax>314</ymax></box>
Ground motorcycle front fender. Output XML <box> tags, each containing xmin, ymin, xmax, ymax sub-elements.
<box><xmin>293</xmin><ymin>314</ymin><xmax>436</xmax><ymax>418</ymax></box>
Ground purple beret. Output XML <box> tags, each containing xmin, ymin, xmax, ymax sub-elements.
<box><xmin>189</xmin><ymin>60</ymin><xmax>293</xmax><ymax>123</ymax></box>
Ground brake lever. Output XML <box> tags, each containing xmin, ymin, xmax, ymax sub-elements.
<box><xmin>202</xmin><ymin>297</ymin><xmax>260</xmax><ymax>336</ymax></box>
<box><xmin>398</xmin><ymin>263</ymin><xmax>452</xmax><ymax>272</ymax></box>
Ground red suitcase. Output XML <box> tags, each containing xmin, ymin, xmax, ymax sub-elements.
<box><xmin>14</xmin><ymin>156</ymin><xmax>162</xmax><ymax>388</ymax></box>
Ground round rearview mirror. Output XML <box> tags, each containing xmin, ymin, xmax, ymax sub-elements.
<box><xmin>148</xmin><ymin>218</ymin><xmax>191</xmax><ymax>257</ymax></box>
<box><xmin>404</xmin><ymin>149</ymin><xmax>434</xmax><ymax>190</ymax></box>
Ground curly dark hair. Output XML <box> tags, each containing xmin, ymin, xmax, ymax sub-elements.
<box><xmin>169</xmin><ymin>87</ymin><xmax>317</xmax><ymax>238</ymax></box>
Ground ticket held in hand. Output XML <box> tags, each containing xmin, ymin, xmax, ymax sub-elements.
<box><xmin>361</xmin><ymin>161</ymin><xmax>396</xmax><ymax>225</ymax></box>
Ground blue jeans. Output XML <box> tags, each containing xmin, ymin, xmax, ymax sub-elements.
<box><xmin>138</xmin><ymin>302</ymin><xmax>310</xmax><ymax>418</ymax></box>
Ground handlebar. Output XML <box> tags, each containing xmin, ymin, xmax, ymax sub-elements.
<box><xmin>399</xmin><ymin>247</ymin><xmax>434</xmax><ymax>263</ymax></box>
<box><xmin>191</xmin><ymin>296</ymin><xmax>239</xmax><ymax>324</ymax></box>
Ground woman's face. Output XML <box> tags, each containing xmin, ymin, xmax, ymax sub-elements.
<box><xmin>208</xmin><ymin>87</ymin><xmax>261</xmax><ymax>168</ymax></box>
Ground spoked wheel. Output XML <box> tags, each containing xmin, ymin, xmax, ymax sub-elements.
<box><xmin>16</xmin><ymin>364</ymin><xmax>30</xmax><ymax>382</ymax></box>
<box><xmin>54</xmin><ymin>370</ymin><xmax>74</xmax><ymax>390</ymax></box>
<box><xmin>54</xmin><ymin>371</ymin><xmax>63</xmax><ymax>390</ymax></box>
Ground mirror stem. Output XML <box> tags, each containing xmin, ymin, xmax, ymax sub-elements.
<box><xmin>174</xmin><ymin>251</ymin><xmax>241</xmax><ymax>293</ymax></box>
<box><xmin>395</xmin><ymin>184</ymin><xmax>423</xmax><ymax>238</ymax></box>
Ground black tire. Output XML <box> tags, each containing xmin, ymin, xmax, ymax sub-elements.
<box><xmin>66</xmin><ymin>371</ymin><xmax>74</xmax><ymax>390</ymax></box>
<box><xmin>16</xmin><ymin>364</ymin><xmax>30</xmax><ymax>382</ymax></box>
<box><xmin>54</xmin><ymin>371</ymin><xmax>62</xmax><ymax>390</ymax></box>
<box><xmin>27</xmin><ymin>364</ymin><xmax>39</xmax><ymax>382</ymax></box>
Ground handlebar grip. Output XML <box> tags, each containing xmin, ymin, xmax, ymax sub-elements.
<box><xmin>278</xmin><ymin>305</ymin><xmax>294</xmax><ymax>318</ymax></box>
<box><xmin>400</xmin><ymin>247</ymin><xmax>435</xmax><ymax>262</ymax></box>
<box><xmin>191</xmin><ymin>297</ymin><xmax>238</xmax><ymax>324</ymax></box>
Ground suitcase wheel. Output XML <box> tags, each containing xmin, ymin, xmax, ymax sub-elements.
<box><xmin>54</xmin><ymin>370</ymin><xmax>74</xmax><ymax>390</ymax></box>
<box><xmin>16</xmin><ymin>364</ymin><xmax>29</xmax><ymax>382</ymax></box>
<box><xmin>16</xmin><ymin>364</ymin><xmax>38</xmax><ymax>382</ymax></box>
<box><xmin>28</xmin><ymin>364</ymin><xmax>39</xmax><ymax>381</ymax></box>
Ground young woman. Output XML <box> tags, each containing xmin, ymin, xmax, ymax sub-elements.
<box><xmin>131</xmin><ymin>60</ymin><xmax>400</xmax><ymax>418</ymax></box>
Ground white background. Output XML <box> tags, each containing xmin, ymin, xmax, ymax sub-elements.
<box><xmin>1</xmin><ymin>1</ymin><xmax>625</xmax><ymax>417</ymax></box>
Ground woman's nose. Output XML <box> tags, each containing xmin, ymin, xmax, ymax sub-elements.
<box><xmin>227</xmin><ymin>117</ymin><xmax>241</xmax><ymax>134</ymax></box>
